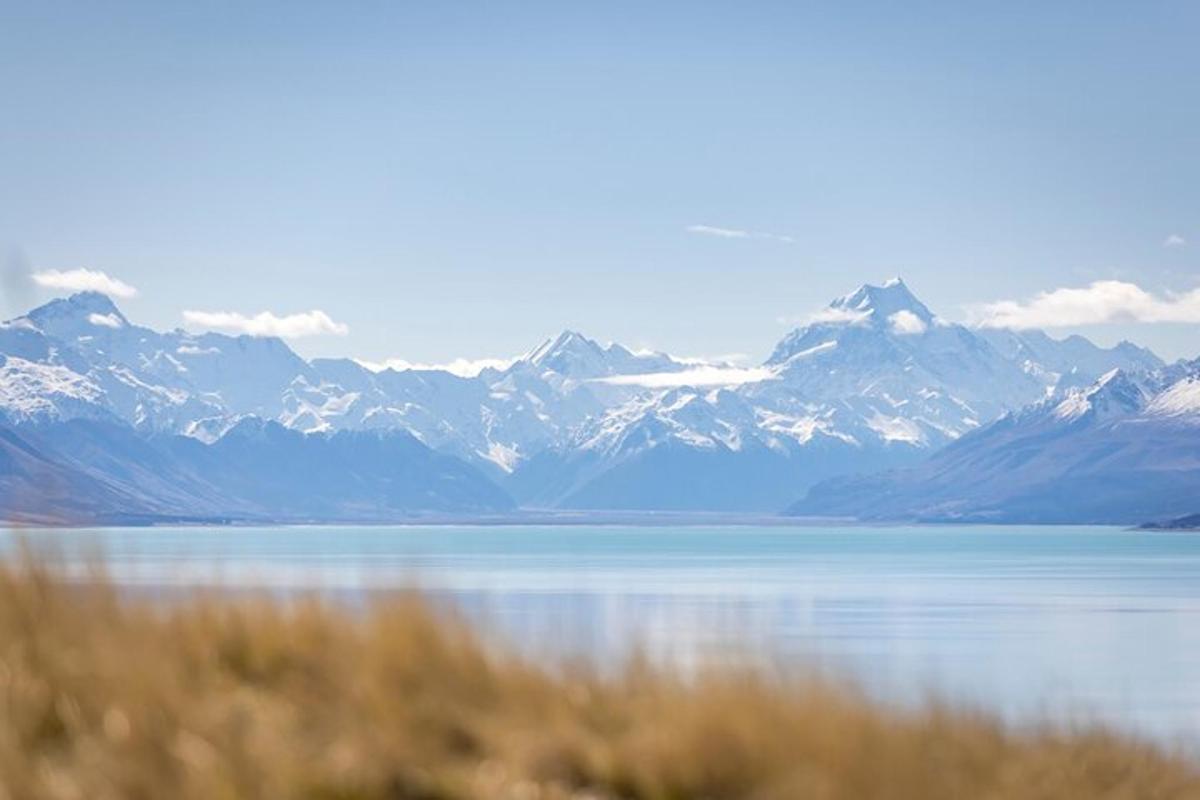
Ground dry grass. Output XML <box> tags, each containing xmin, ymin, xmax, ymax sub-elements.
<box><xmin>0</xmin><ymin>556</ymin><xmax>1196</xmax><ymax>800</ymax></box>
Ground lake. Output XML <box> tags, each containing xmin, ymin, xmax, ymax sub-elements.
<box><xmin>4</xmin><ymin>523</ymin><xmax>1199</xmax><ymax>746</ymax></box>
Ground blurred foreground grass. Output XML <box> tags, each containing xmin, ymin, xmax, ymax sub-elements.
<box><xmin>0</xmin><ymin>555</ymin><xmax>1196</xmax><ymax>800</ymax></box>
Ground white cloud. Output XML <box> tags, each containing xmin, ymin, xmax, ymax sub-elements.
<box><xmin>32</xmin><ymin>268</ymin><xmax>138</xmax><ymax>298</ymax></box>
<box><xmin>595</xmin><ymin>365</ymin><xmax>777</xmax><ymax>388</ymax></box>
<box><xmin>183</xmin><ymin>309</ymin><xmax>349</xmax><ymax>338</ymax></box>
<box><xmin>1164</xmin><ymin>234</ymin><xmax>1187</xmax><ymax>248</ymax></box>
<box><xmin>686</xmin><ymin>224</ymin><xmax>794</xmax><ymax>244</ymax></box>
<box><xmin>356</xmin><ymin>357</ymin><xmax>516</xmax><ymax>377</ymax></box>
<box><xmin>971</xmin><ymin>280</ymin><xmax>1200</xmax><ymax>329</ymax></box>
<box><xmin>87</xmin><ymin>312</ymin><xmax>123</xmax><ymax>329</ymax></box>
<box><xmin>888</xmin><ymin>309</ymin><xmax>927</xmax><ymax>335</ymax></box>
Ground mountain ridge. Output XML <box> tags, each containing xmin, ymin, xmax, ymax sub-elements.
<box><xmin>792</xmin><ymin>364</ymin><xmax>1200</xmax><ymax>523</ymax></box>
<box><xmin>1</xmin><ymin>280</ymin><xmax>1186</xmax><ymax>518</ymax></box>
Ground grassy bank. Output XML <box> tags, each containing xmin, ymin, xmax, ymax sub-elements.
<box><xmin>0</xmin><ymin>558</ymin><xmax>1196</xmax><ymax>799</ymax></box>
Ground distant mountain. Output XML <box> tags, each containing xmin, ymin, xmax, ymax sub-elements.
<box><xmin>506</xmin><ymin>388</ymin><xmax>916</xmax><ymax>511</ymax></box>
<box><xmin>0</xmin><ymin>424</ymin><xmax>133</xmax><ymax>524</ymax></box>
<box><xmin>0</xmin><ymin>291</ymin><xmax>308</xmax><ymax>430</ymax></box>
<box><xmin>793</xmin><ymin>368</ymin><xmax>1200</xmax><ymax>523</ymax></box>
<box><xmin>756</xmin><ymin>278</ymin><xmax>1044</xmax><ymax>443</ymax></box>
<box><xmin>0</xmin><ymin>282</ymin><xmax>1183</xmax><ymax>516</ymax></box>
<box><xmin>505</xmin><ymin>278</ymin><xmax>1165</xmax><ymax>510</ymax></box>
<box><xmin>977</xmin><ymin>328</ymin><xmax>1163</xmax><ymax>391</ymax></box>
<box><xmin>1142</xmin><ymin>512</ymin><xmax>1200</xmax><ymax>530</ymax></box>
<box><xmin>159</xmin><ymin>419</ymin><xmax>515</xmax><ymax>518</ymax></box>
<box><xmin>0</xmin><ymin>418</ymin><xmax>514</xmax><ymax>524</ymax></box>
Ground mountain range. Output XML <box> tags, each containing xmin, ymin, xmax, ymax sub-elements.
<box><xmin>793</xmin><ymin>365</ymin><xmax>1200</xmax><ymax>524</ymax></box>
<box><xmin>1</xmin><ymin>279</ymin><xmax>1192</xmax><ymax>524</ymax></box>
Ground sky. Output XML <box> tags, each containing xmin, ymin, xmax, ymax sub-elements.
<box><xmin>1</xmin><ymin>1</ymin><xmax>1198</xmax><ymax>363</ymax></box>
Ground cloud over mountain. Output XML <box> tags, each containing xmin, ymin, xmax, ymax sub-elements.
<box><xmin>971</xmin><ymin>280</ymin><xmax>1200</xmax><ymax>329</ymax></box>
<box><xmin>888</xmin><ymin>310</ymin><xmax>927</xmax><ymax>335</ymax></box>
<box><xmin>183</xmin><ymin>309</ymin><xmax>349</xmax><ymax>338</ymax></box>
<box><xmin>32</xmin><ymin>269</ymin><xmax>138</xmax><ymax>299</ymax></box>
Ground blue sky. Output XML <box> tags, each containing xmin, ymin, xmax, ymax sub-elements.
<box><xmin>2</xmin><ymin>1</ymin><xmax>1198</xmax><ymax>362</ymax></box>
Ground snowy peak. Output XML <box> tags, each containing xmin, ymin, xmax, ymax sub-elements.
<box><xmin>520</xmin><ymin>330</ymin><xmax>682</xmax><ymax>380</ymax></box>
<box><xmin>1052</xmin><ymin>369</ymin><xmax>1146</xmax><ymax>423</ymax></box>
<box><xmin>526</xmin><ymin>330</ymin><xmax>606</xmax><ymax>373</ymax></box>
<box><xmin>25</xmin><ymin>291</ymin><xmax>130</xmax><ymax>335</ymax></box>
<box><xmin>830</xmin><ymin>277</ymin><xmax>935</xmax><ymax>328</ymax></box>
<box><xmin>767</xmin><ymin>278</ymin><xmax>940</xmax><ymax>366</ymax></box>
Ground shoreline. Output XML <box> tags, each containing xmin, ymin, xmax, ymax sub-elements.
<box><xmin>0</xmin><ymin>510</ymin><xmax>1148</xmax><ymax>530</ymax></box>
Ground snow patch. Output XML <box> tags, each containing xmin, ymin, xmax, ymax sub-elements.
<box><xmin>177</xmin><ymin>345</ymin><xmax>220</xmax><ymax>356</ymax></box>
<box><xmin>866</xmin><ymin>412</ymin><xmax>925</xmax><ymax>444</ymax></box>
<box><xmin>481</xmin><ymin>441</ymin><xmax>522</xmax><ymax>473</ymax></box>
<box><xmin>1147</xmin><ymin>378</ymin><xmax>1200</xmax><ymax>419</ymax></box>
<box><xmin>357</xmin><ymin>356</ymin><xmax>517</xmax><ymax>377</ymax></box>
<box><xmin>88</xmin><ymin>312</ymin><xmax>124</xmax><ymax>329</ymax></box>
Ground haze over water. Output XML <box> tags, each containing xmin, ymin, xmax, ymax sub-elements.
<box><xmin>7</xmin><ymin>523</ymin><xmax>1200</xmax><ymax>746</ymax></box>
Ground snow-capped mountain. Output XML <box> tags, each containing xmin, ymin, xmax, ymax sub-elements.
<box><xmin>977</xmin><ymin>328</ymin><xmax>1163</xmax><ymax>391</ymax></box>
<box><xmin>505</xmin><ymin>278</ymin><xmax>1166</xmax><ymax>510</ymax></box>
<box><xmin>505</xmin><ymin>386</ymin><xmax>919</xmax><ymax>510</ymax></box>
<box><xmin>759</xmin><ymin>279</ymin><xmax>1047</xmax><ymax>438</ymax></box>
<box><xmin>793</xmin><ymin>365</ymin><xmax>1200</xmax><ymax>523</ymax></box>
<box><xmin>279</xmin><ymin>331</ymin><xmax>694</xmax><ymax>474</ymax></box>
<box><xmin>0</xmin><ymin>292</ymin><xmax>310</xmax><ymax>430</ymax></box>
<box><xmin>0</xmin><ymin>281</ymin><xmax>1183</xmax><ymax>515</ymax></box>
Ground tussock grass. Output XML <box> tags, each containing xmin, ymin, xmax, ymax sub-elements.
<box><xmin>0</xmin><ymin>556</ymin><xmax>1196</xmax><ymax>800</ymax></box>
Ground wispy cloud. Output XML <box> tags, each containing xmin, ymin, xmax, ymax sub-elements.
<box><xmin>970</xmin><ymin>280</ymin><xmax>1200</xmax><ymax>329</ymax></box>
<box><xmin>686</xmin><ymin>225</ymin><xmax>794</xmax><ymax>244</ymax></box>
<box><xmin>183</xmin><ymin>309</ymin><xmax>349</xmax><ymax>338</ymax></box>
<box><xmin>1164</xmin><ymin>234</ymin><xmax>1187</xmax><ymax>248</ymax></box>
<box><xmin>32</xmin><ymin>268</ymin><xmax>138</xmax><ymax>298</ymax></box>
<box><xmin>688</xmin><ymin>224</ymin><xmax>750</xmax><ymax>239</ymax></box>
<box><xmin>595</xmin><ymin>365</ymin><xmax>777</xmax><ymax>388</ymax></box>
<box><xmin>356</xmin><ymin>357</ymin><xmax>516</xmax><ymax>377</ymax></box>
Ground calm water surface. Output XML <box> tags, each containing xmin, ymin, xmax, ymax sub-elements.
<box><xmin>4</xmin><ymin>523</ymin><xmax>1199</xmax><ymax>745</ymax></box>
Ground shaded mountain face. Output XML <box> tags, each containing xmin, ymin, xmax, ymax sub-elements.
<box><xmin>0</xmin><ymin>283</ymin><xmax>1179</xmax><ymax>515</ymax></box>
<box><xmin>0</xmin><ymin>424</ymin><xmax>135</xmax><ymax>524</ymax></box>
<box><xmin>792</xmin><ymin>367</ymin><xmax>1200</xmax><ymax>524</ymax></box>
<box><xmin>0</xmin><ymin>418</ymin><xmax>514</xmax><ymax>524</ymax></box>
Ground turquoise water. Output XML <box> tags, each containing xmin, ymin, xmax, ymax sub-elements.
<box><xmin>5</xmin><ymin>523</ymin><xmax>1200</xmax><ymax>745</ymax></box>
